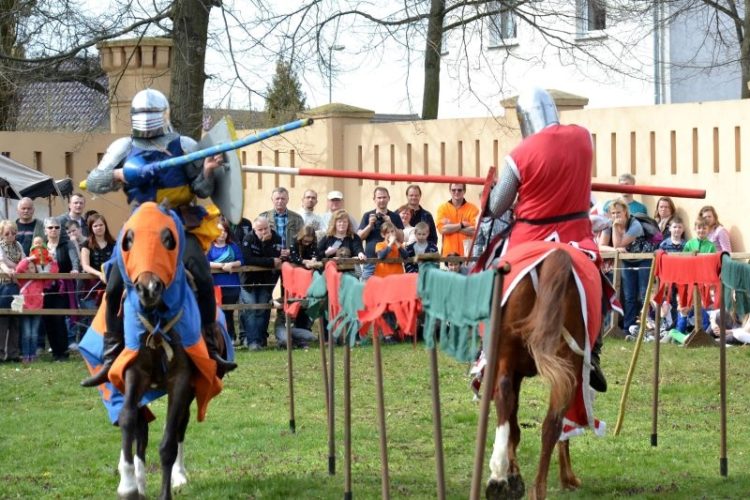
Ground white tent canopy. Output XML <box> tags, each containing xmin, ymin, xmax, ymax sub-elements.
<box><xmin>0</xmin><ymin>155</ymin><xmax>61</xmax><ymax>200</ymax></box>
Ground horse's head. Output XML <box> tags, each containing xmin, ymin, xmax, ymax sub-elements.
<box><xmin>120</xmin><ymin>202</ymin><xmax>181</xmax><ymax>310</ymax></box>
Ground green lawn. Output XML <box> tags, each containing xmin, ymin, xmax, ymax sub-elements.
<box><xmin>1</xmin><ymin>337</ymin><xmax>749</xmax><ymax>499</ymax></box>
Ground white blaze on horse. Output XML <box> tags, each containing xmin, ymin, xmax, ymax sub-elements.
<box><xmin>485</xmin><ymin>241</ymin><xmax>608</xmax><ymax>500</ymax></box>
<box><xmin>80</xmin><ymin>202</ymin><xmax>229</xmax><ymax>500</ymax></box>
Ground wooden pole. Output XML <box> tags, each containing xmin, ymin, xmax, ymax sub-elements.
<box><xmin>470</xmin><ymin>270</ymin><xmax>505</xmax><ymax>500</ymax></box>
<box><xmin>614</xmin><ymin>257</ymin><xmax>657</xmax><ymax>435</ymax></box>
<box><xmin>429</xmin><ymin>337</ymin><xmax>447</xmax><ymax>500</ymax></box>
<box><xmin>328</xmin><ymin>313</ymin><xmax>336</xmax><ymax>476</ymax></box>
<box><xmin>285</xmin><ymin>314</ymin><xmax>296</xmax><ymax>433</ymax></box>
<box><xmin>719</xmin><ymin>285</ymin><xmax>728</xmax><ymax>476</ymax></box>
<box><xmin>318</xmin><ymin>318</ymin><xmax>331</xmax><ymax>472</ymax></box>
<box><xmin>344</xmin><ymin>341</ymin><xmax>353</xmax><ymax>499</ymax></box>
<box><xmin>651</xmin><ymin>285</ymin><xmax>662</xmax><ymax>447</ymax></box>
<box><xmin>372</xmin><ymin>327</ymin><xmax>390</xmax><ymax>499</ymax></box>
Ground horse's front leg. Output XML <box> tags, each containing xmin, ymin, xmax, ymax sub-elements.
<box><xmin>557</xmin><ymin>439</ymin><xmax>581</xmax><ymax>490</ymax></box>
<box><xmin>486</xmin><ymin>370</ymin><xmax>525</xmax><ymax>500</ymax></box>
<box><xmin>134</xmin><ymin>408</ymin><xmax>150</xmax><ymax>498</ymax></box>
<box><xmin>118</xmin><ymin>371</ymin><xmax>147</xmax><ymax>499</ymax></box>
<box><xmin>171</xmin><ymin>394</ymin><xmax>194</xmax><ymax>490</ymax></box>
<box><xmin>159</xmin><ymin>369</ymin><xmax>193</xmax><ymax>500</ymax></box>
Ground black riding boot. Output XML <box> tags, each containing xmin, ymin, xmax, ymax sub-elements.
<box><xmin>203</xmin><ymin>323</ymin><xmax>237</xmax><ymax>376</ymax></box>
<box><xmin>80</xmin><ymin>328</ymin><xmax>124</xmax><ymax>387</ymax></box>
<box><xmin>590</xmin><ymin>334</ymin><xmax>607</xmax><ymax>393</ymax></box>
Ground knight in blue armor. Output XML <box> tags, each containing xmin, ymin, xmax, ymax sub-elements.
<box><xmin>81</xmin><ymin>89</ymin><xmax>236</xmax><ymax>387</ymax></box>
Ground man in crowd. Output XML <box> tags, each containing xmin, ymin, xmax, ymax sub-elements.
<box><xmin>259</xmin><ymin>187</ymin><xmax>304</xmax><ymax>259</ymax></box>
<box><xmin>14</xmin><ymin>197</ymin><xmax>45</xmax><ymax>255</ymax></box>
<box><xmin>405</xmin><ymin>184</ymin><xmax>438</xmax><ymax>245</ymax></box>
<box><xmin>319</xmin><ymin>190</ymin><xmax>357</xmax><ymax>236</ymax></box>
<box><xmin>600</xmin><ymin>173</ymin><xmax>647</xmax><ymax>216</ymax></box>
<box><xmin>240</xmin><ymin>216</ymin><xmax>282</xmax><ymax>351</ymax></box>
<box><xmin>436</xmin><ymin>183</ymin><xmax>479</xmax><ymax>256</ymax></box>
<box><xmin>357</xmin><ymin>187</ymin><xmax>403</xmax><ymax>281</ymax></box>
<box><xmin>299</xmin><ymin>189</ymin><xmax>324</xmax><ymax>235</ymax></box>
<box><xmin>56</xmin><ymin>192</ymin><xmax>88</xmax><ymax>243</ymax></box>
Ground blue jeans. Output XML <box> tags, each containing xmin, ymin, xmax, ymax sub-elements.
<box><xmin>20</xmin><ymin>315</ymin><xmax>42</xmax><ymax>358</ymax></box>
<box><xmin>240</xmin><ymin>287</ymin><xmax>272</xmax><ymax>347</ymax></box>
<box><xmin>0</xmin><ymin>283</ymin><xmax>19</xmax><ymax>308</ymax></box>
<box><xmin>621</xmin><ymin>259</ymin><xmax>650</xmax><ymax>330</ymax></box>
<box><xmin>274</xmin><ymin>324</ymin><xmax>318</xmax><ymax>348</ymax></box>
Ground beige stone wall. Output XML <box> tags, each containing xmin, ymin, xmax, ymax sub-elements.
<box><xmin>2</xmin><ymin>97</ymin><xmax>746</xmax><ymax>252</ymax></box>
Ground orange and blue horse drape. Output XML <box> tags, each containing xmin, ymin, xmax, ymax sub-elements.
<box><xmin>80</xmin><ymin>202</ymin><xmax>230</xmax><ymax>422</ymax></box>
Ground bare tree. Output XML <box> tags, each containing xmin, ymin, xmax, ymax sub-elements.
<box><xmin>213</xmin><ymin>1</ymin><xmax>749</xmax><ymax>118</ymax></box>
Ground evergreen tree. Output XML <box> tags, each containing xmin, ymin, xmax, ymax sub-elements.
<box><xmin>264</xmin><ymin>60</ymin><xmax>307</xmax><ymax>126</ymax></box>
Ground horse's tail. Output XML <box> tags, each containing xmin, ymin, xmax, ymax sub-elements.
<box><xmin>525</xmin><ymin>249</ymin><xmax>577</xmax><ymax>407</ymax></box>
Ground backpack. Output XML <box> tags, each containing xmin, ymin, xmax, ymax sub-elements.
<box><xmin>632</xmin><ymin>213</ymin><xmax>664</xmax><ymax>245</ymax></box>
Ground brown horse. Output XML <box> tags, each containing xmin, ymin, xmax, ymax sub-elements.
<box><xmin>109</xmin><ymin>202</ymin><xmax>226</xmax><ymax>500</ymax></box>
<box><xmin>486</xmin><ymin>247</ymin><xmax>598</xmax><ymax>500</ymax></box>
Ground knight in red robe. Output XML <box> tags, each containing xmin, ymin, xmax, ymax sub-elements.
<box><xmin>486</xmin><ymin>87</ymin><xmax>607</xmax><ymax>392</ymax></box>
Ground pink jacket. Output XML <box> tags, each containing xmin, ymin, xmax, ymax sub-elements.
<box><xmin>15</xmin><ymin>258</ymin><xmax>58</xmax><ymax>310</ymax></box>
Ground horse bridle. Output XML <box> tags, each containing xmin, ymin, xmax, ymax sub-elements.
<box><xmin>137</xmin><ymin>309</ymin><xmax>184</xmax><ymax>363</ymax></box>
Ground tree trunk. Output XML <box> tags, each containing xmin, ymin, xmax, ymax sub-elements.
<box><xmin>170</xmin><ymin>0</ymin><xmax>214</xmax><ymax>140</ymax></box>
<box><xmin>741</xmin><ymin>0</ymin><xmax>750</xmax><ymax>98</ymax></box>
<box><xmin>421</xmin><ymin>0</ymin><xmax>445</xmax><ymax>120</ymax></box>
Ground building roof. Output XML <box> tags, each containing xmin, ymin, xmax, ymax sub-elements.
<box><xmin>17</xmin><ymin>79</ymin><xmax>110</xmax><ymax>133</ymax></box>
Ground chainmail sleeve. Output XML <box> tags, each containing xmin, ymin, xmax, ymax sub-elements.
<box><xmin>488</xmin><ymin>156</ymin><xmax>520</xmax><ymax>218</ymax></box>
<box><xmin>182</xmin><ymin>136</ymin><xmax>215</xmax><ymax>199</ymax></box>
<box><xmin>85</xmin><ymin>137</ymin><xmax>131</xmax><ymax>194</ymax></box>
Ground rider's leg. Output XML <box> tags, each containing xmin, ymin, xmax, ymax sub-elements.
<box><xmin>590</xmin><ymin>331</ymin><xmax>607</xmax><ymax>393</ymax></box>
<box><xmin>183</xmin><ymin>233</ymin><xmax>236</xmax><ymax>373</ymax></box>
<box><xmin>81</xmin><ymin>264</ymin><xmax>125</xmax><ymax>387</ymax></box>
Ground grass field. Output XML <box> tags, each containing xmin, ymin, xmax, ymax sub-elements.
<box><xmin>1</xmin><ymin>336</ymin><xmax>750</xmax><ymax>499</ymax></box>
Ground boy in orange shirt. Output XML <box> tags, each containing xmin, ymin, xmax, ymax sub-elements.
<box><xmin>374</xmin><ymin>222</ymin><xmax>409</xmax><ymax>277</ymax></box>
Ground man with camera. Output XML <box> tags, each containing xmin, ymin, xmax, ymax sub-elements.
<box><xmin>357</xmin><ymin>187</ymin><xmax>404</xmax><ymax>281</ymax></box>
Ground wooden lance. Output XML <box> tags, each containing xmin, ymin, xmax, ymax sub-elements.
<box><xmin>241</xmin><ymin>165</ymin><xmax>706</xmax><ymax>199</ymax></box>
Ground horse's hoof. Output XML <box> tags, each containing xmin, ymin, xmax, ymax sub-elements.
<box><xmin>508</xmin><ymin>474</ymin><xmax>525</xmax><ymax>498</ymax></box>
<box><xmin>171</xmin><ymin>471</ymin><xmax>188</xmax><ymax>489</ymax></box>
<box><xmin>117</xmin><ymin>491</ymin><xmax>140</xmax><ymax>500</ymax></box>
<box><xmin>561</xmin><ymin>475</ymin><xmax>581</xmax><ymax>490</ymax></box>
<box><xmin>486</xmin><ymin>477</ymin><xmax>524</xmax><ymax>500</ymax></box>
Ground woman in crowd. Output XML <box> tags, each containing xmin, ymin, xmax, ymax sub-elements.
<box><xmin>207</xmin><ymin>219</ymin><xmax>243</xmax><ymax>342</ymax></box>
<box><xmin>698</xmin><ymin>205</ymin><xmax>732</xmax><ymax>253</ymax></box>
<box><xmin>43</xmin><ymin>217</ymin><xmax>79</xmax><ymax>361</ymax></box>
<box><xmin>653</xmin><ymin>196</ymin><xmax>677</xmax><ymax>240</ymax></box>
<box><xmin>598</xmin><ymin>199</ymin><xmax>656</xmax><ymax>335</ymax></box>
<box><xmin>79</xmin><ymin>214</ymin><xmax>115</xmax><ymax>311</ymax></box>
<box><xmin>318</xmin><ymin>209</ymin><xmax>367</xmax><ymax>261</ymax></box>
<box><xmin>290</xmin><ymin>225</ymin><xmax>323</xmax><ymax>269</ymax></box>
<box><xmin>0</xmin><ymin>220</ymin><xmax>23</xmax><ymax>361</ymax></box>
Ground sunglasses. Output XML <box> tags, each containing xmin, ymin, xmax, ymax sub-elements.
<box><xmin>450</xmin><ymin>188</ymin><xmax>464</xmax><ymax>193</ymax></box>
<box><xmin>46</xmin><ymin>226</ymin><xmax>60</xmax><ymax>229</ymax></box>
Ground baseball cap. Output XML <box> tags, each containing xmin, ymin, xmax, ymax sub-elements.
<box><xmin>327</xmin><ymin>191</ymin><xmax>344</xmax><ymax>200</ymax></box>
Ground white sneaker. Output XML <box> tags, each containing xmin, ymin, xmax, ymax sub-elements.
<box><xmin>628</xmin><ymin>325</ymin><xmax>640</xmax><ymax>336</ymax></box>
<box><xmin>68</xmin><ymin>343</ymin><xmax>79</xmax><ymax>352</ymax></box>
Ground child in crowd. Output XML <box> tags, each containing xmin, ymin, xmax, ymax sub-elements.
<box><xmin>374</xmin><ymin>222</ymin><xmax>408</xmax><ymax>277</ymax></box>
<box><xmin>16</xmin><ymin>254</ymin><xmax>58</xmax><ymax>363</ymax></box>
<box><xmin>651</xmin><ymin>216</ymin><xmax>686</xmax><ymax>335</ymax></box>
<box><xmin>398</xmin><ymin>205</ymin><xmax>416</xmax><ymax>245</ymax></box>
<box><xmin>290</xmin><ymin>225</ymin><xmax>323</xmax><ymax>270</ymax></box>
<box><xmin>28</xmin><ymin>236</ymin><xmax>52</xmax><ymax>272</ymax></box>
<box><xmin>445</xmin><ymin>252</ymin><xmax>468</xmax><ymax>275</ymax></box>
<box><xmin>404</xmin><ymin>222</ymin><xmax>439</xmax><ymax>273</ymax></box>
<box><xmin>374</xmin><ymin>222</ymin><xmax>409</xmax><ymax>343</ymax></box>
<box><xmin>683</xmin><ymin>217</ymin><xmax>716</xmax><ymax>254</ymax></box>
<box><xmin>659</xmin><ymin>216</ymin><xmax>686</xmax><ymax>253</ymax></box>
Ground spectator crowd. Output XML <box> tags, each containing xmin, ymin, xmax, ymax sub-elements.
<box><xmin>0</xmin><ymin>173</ymin><xmax>745</xmax><ymax>363</ymax></box>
